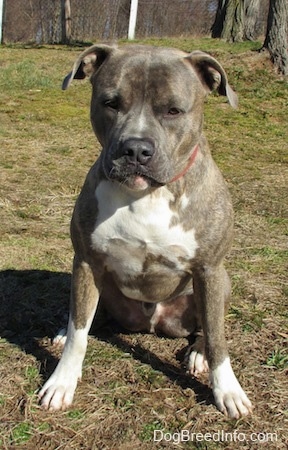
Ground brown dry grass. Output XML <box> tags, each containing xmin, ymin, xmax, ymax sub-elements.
<box><xmin>0</xmin><ymin>38</ymin><xmax>287</xmax><ymax>449</ymax></box>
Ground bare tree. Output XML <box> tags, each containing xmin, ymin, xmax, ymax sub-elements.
<box><xmin>262</xmin><ymin>0</ymin><xmax>288</xmax><ymax>75</ymax></box>
<box><xmin>212</xmin><ymin>0</ymin><xmax>245</xmax><ymax>42</ymax></box>
<box><xmin>211</xmin><ymin>0</ymin><xmax>228</xmax><ymax>38</ymax></box>
<box><xmin>212</xmin><ymin>0</ymin><xmax>263</xmax><ymax>42</ymax></box>
<box><xmin>223</xmin><ymin>0</ymin><xmax>245</xmax><ymax>41</ymax></box>
<box><xmin>244</xmin><ymin>0</ymin><xmax>260</xmax><ymax>40</ymax></box>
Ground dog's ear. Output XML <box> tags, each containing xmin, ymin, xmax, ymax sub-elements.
<box><xmin>186</xmin><ymin>51</ymin><xmax>238</xmax><ymax>108</ymax></box>
<box><xmin>62</xmin><ymin>44</ymin><xmax>115</xmax><ymax>90</ymax></box>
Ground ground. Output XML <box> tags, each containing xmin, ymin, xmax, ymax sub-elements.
<box><xmin>0</xmin><ymin>37</ymin><xmax>287</xmax><ymax>449</ymax></box>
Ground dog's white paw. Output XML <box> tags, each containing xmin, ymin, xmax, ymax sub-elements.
<box><xmin>185</xmin><ymin>335</ymin><xmax>209</xmax><ymax>376</ymax></box>
<box><xmin>187</xmin><ymin>349</ymin><xmax>209</xmax><ymax>376</ymax></box>
<box><xmin>40</xmin><ymin>320</ymin><xmax>90</xmax><ymax>410</ymax></box>
<box><xmin>39</xmin><ymin>368</ymin><xmax>79</xmax><ymax>411</ymax></box>
<box><xmin>211</xmin><ymin>357</ymin><xmax>252</xmax><ymax>419</ymax></box>
<box><xmin>52</xmin><ymin>328</ymin><xmax>67</xmax><ymax>347</ymax></box>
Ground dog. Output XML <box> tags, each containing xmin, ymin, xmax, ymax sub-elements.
<box><xmin>39</xmin><ymin>44</ymin><xmax>252</xmax><ymax>418</ymax></box>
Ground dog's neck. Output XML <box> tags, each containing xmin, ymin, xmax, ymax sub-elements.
<box><xmin>169</xmin><ymin>144</ymin><xmax>199</xmax><ymax>183</ymax></box>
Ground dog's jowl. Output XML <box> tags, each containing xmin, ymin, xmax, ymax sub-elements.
<box><xmin>39</xmin><ymin>44</ymin><xmax>252</xmax><ymax>418</ymax></box>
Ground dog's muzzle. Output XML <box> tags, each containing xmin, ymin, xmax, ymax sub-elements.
<box><xmin>104</xmin><ymin>138</ymin><xmax>164</xmax><ymax>190</ymax></box>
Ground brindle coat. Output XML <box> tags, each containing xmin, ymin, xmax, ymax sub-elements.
<box><xmin>39</xmin><ymin>44</ymin><xmax>252</xmax><ymax>418</ymax></box>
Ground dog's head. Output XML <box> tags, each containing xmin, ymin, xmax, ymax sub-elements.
<box><xmin>63</xmin><ymin>44</ymin><xmax>237</xmax><ymax>192</ymax></box>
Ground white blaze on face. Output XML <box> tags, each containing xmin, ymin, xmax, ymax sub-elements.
<box><xmin>137</xmin><ymin>108</ymin><xmax>149</xmax><ymax>134</ymax></box>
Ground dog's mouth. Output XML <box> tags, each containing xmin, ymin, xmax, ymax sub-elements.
<box><xmin>103</xmin><ymin>161</ymin><xmax>165</xmax><ymax>191</ymax></box>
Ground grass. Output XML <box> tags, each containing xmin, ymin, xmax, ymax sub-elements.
<box><xmin>266</xmin><ymin>349</ymin><xmax>288</xmax><ymax>370</ymax></box>
<box><xmin>0</xmin><ymin>37</ymin><xmax>287</xmax><ymax>449</ymax></box>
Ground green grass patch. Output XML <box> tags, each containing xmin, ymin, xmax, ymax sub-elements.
<box><xmin>249</xmin><ymin>246</ymin><xmax>288</xmax><ymax>262</ymax></box>
<box><xmin>266</xmin><ymin>349</ymin><xmax>288</xmax><ymax>370</ymax></box>
<box><xmin>66</xmin><ymin>409</ymin><xmax>86</xmax><ymax>420</ymax></box>
<box><xmin>0</xmin><ymin>60</ymin><xmax>53</xmax><ymax>91</ymax></box>
<box><xmin>233</xmin><ymin>246</ymin><xmax>288</xmax><ymax>277</ymax></box>
<box><xmin>25</xmin><ymin>365</ymin><xmax>39</xmax><ymax>380</ymax></box>
<box><xmin>228</xmin><ymin>304</ymin><xmax>266</xmax><ymax>332</ymax></box>
<box><xmin>140</xmin><ymin>420</ymin><xmax>165</xmax><ymax>442</ymax></box>
<box><xmin>11</xmin><ymin>422</ymin><xmax>33</xmax><ymax>445</ymax></box>
<box><xmin>120</xmin><ymin>37</ymin><xmax>262</xmax><ymax>54</ymax></box>
<box><xmin>37</xmin><ymin>422</ymin><xmax>51</xmax><ymax>433</ymax></box>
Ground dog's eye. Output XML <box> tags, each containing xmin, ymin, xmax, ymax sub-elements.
<box><xmin>166</xmin><ymin>107</ymin><xmax>182</xmax><ymax>117</ymax></box>
<box><xmin>103</xmin><ymin>98</ymin><xmax>119</xmax><ymax>111</ymax></box>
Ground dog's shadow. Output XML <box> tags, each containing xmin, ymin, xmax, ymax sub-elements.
<box><xmin>0</xmin><ymin>269</ymin><xmax>214</xmax><ymax>408</ymax></box>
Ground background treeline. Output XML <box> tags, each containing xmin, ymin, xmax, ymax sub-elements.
<box><xmin>2</xmin><ymin>0</ymin><xmax>269</xmax><ymax>45</ymax></box>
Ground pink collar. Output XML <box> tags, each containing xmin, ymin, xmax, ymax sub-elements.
<box><xmin>169</xmin><ymin>144</ymin><xmax>199</xmax><ymax>183</ymax></box>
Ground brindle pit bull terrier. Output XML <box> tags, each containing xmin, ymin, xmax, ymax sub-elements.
<box><xmin>39</xmin><ymin>44</ymin><xmax>253</xmax><ymax>418</ymax></box>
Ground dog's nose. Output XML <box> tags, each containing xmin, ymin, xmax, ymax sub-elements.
<box><xmin>121</xmin><ymin>139</ymin><xmax>155</xmax><ymax>165</ymax></box>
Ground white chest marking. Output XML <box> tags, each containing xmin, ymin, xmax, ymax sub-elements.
<box><xmin>92</xmin><ymin>181</ymin><xmax>198</xmax><ymax>294</ymax></box>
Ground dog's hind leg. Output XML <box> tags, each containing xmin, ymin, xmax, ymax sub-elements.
<box><xmin>185</xmin><ymin>331</ymin><xmax>209</xmax><ymax>376</ymax></box>
<box><xmin>39</xmin><ymin>257</ymin><xmax>99</xmax><ymax>410</ymax></box>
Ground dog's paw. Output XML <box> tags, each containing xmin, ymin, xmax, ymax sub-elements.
<box><xmin>52</xmin><ymin>328</ymin><xmax>67</xmax><ymax>347</ymax></box>
<box><xmin>211</xmin><ymin>357</ymin><xmax>253</xmax><ymax>419</ymax></box>
<box><xmin>185</xmin><ymin>335</ymin><xmax>209</xmax><ymax>376</ymax></box>
<box><xmin>38</xmin><ymin>369</ymin><xmax>79</xmax><ymax>411</ymax></box>
<box><xmin>186</xmin><ymin>348</ymin><xmax>209</xmax><ymax>376</ymax></box>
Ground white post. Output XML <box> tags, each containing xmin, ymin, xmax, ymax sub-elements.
<box><xmin>128</xmin><ymin>0</ymin><xmax>138</xmax><ymax>40</ymax></box>
<box><xmin>0</xmin><ymin>0</ymin><xmax>4</xmax><ymax>44</ymax></box>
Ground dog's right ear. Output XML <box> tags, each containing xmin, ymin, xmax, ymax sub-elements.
<box><xmin>62</xmin><ymin>44</ymin><xmax>115</xmax><ymax>90</ymax></box>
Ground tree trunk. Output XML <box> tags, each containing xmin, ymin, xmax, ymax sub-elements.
<box><xmin>244</xmin><ymin>0</ymin><xmax>260</xmax><ymax>40</ymax></box>
<box><xmin>222</xmin><ymin>0</ymin><xmax>245</xmax><ymax>42</ymax></box>
<box><xmin>211</xmin><ymin>0</ymin><xmax>227</xmax><ymax>38</ymax></box>
<box><xmin>212</xmin><ymin>0</ymin><xmax>245</xmax><ymax>42</ymax></box>
<box><xmin>263</xmin><ymin>0</ymin><xmax>288</xmax><ymax>75</ymax></box>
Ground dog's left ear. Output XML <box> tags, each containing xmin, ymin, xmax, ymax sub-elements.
<box><xmin>186</xmin><ymin>51</ymin><xmax>238</xmax><ymax>108</ymax></box>
<box><xmin>62</xmin><ymin>44</ymin><xmax>115</xmax><ymax>90</ymax></box>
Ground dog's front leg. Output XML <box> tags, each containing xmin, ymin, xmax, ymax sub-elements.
<box><xmin>39</xmin><ymin>258</ymin><xmax>99</xmax><ymax>410</ymax></box>
<box><xmin>193</xmin><ymin>264</ymin><xmax>252</xmax><ymax>418</ymax></box>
